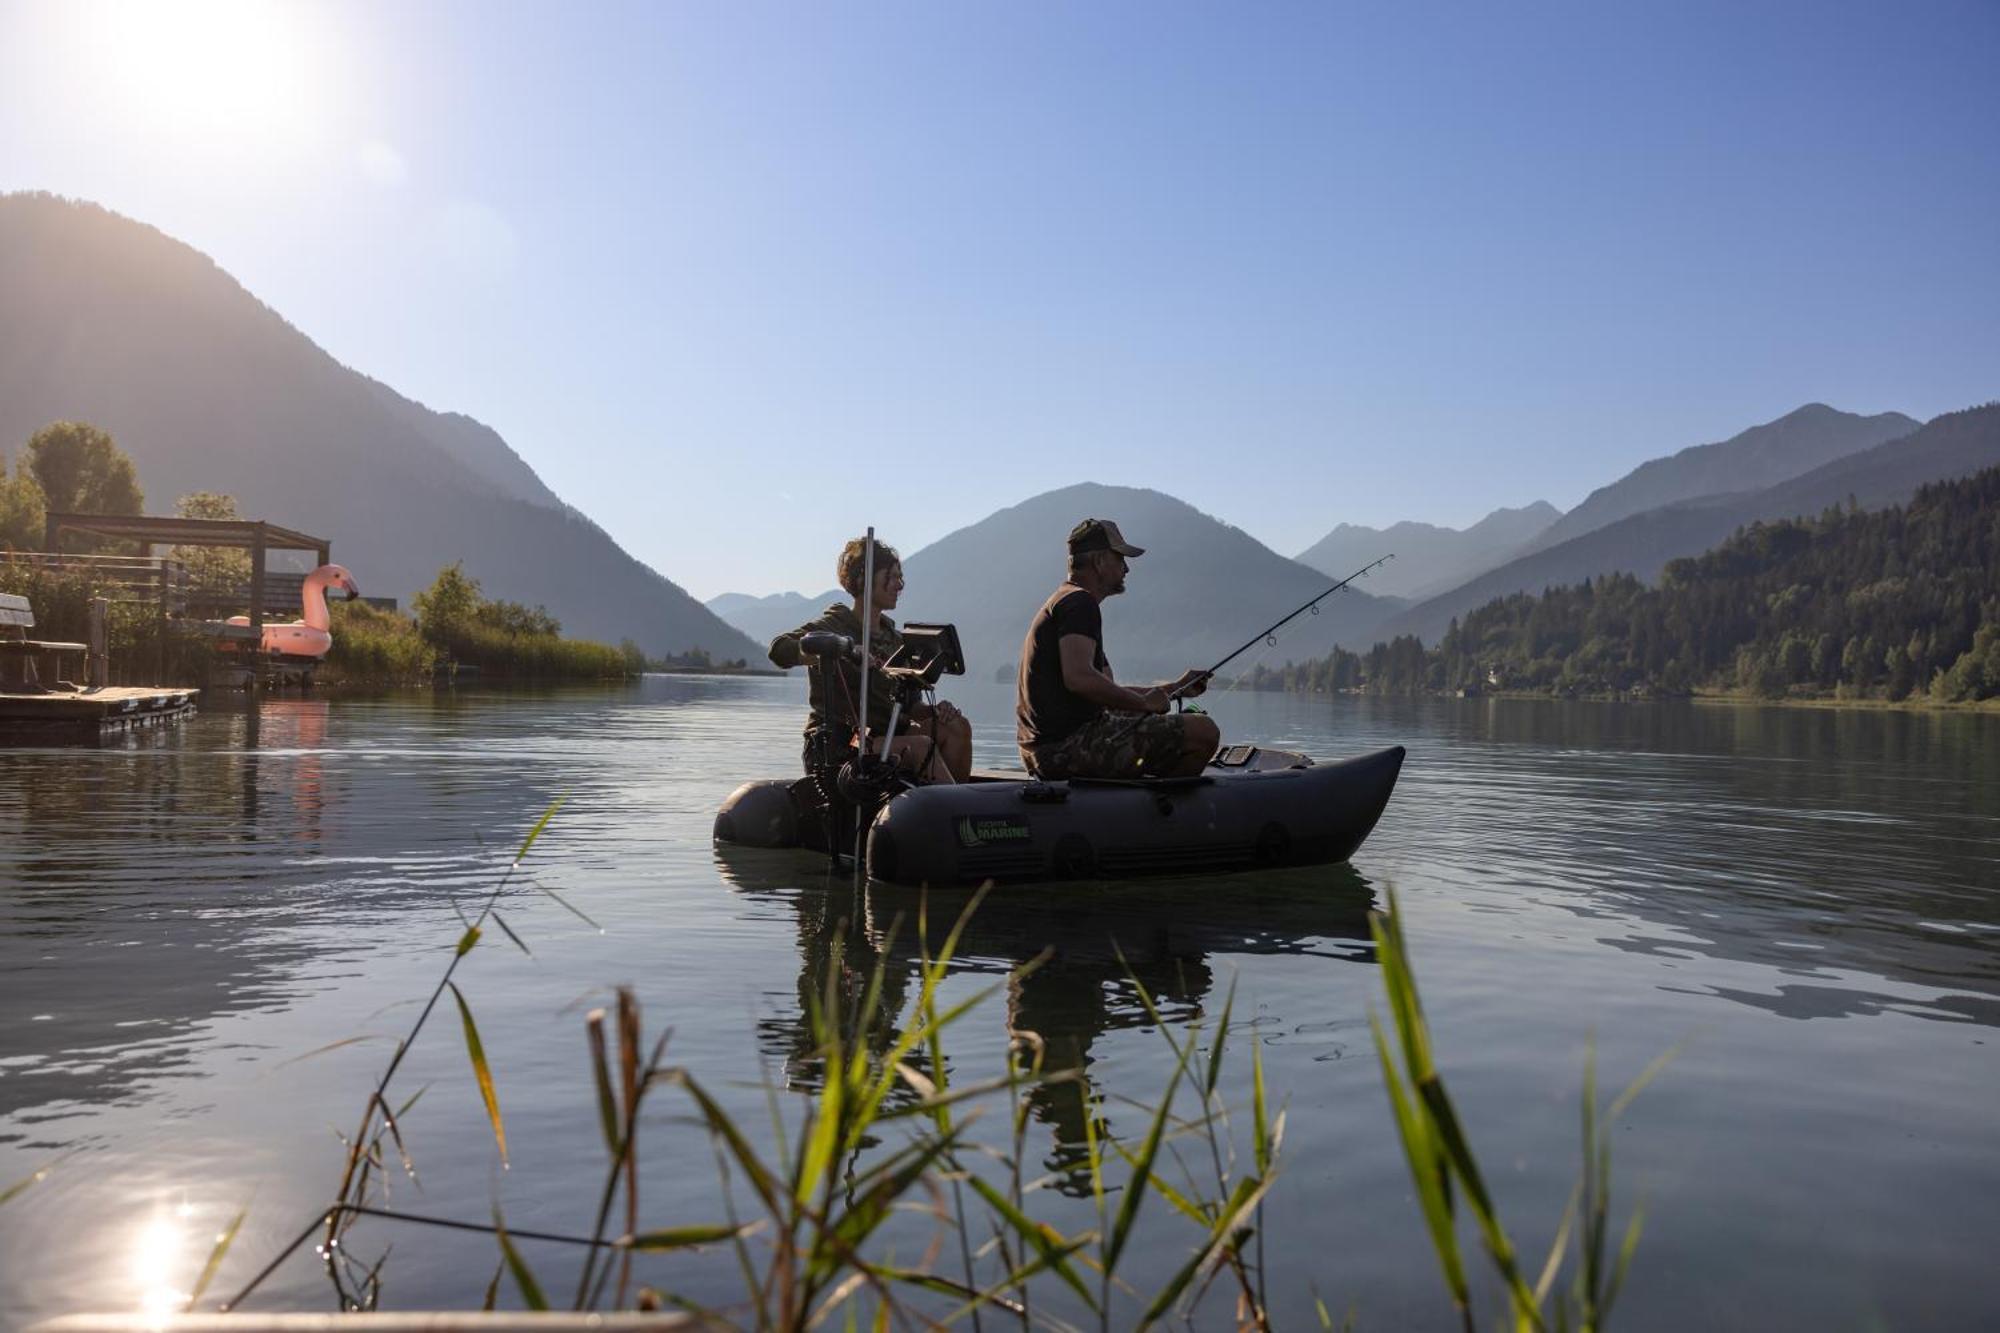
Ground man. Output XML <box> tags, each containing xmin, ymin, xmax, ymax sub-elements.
<box><xmin>1016</xmin><ymin>518</ymin><xmax>1220</xmax><ymax>779</ymax></box>
<box><xmin>769</xmin><ymin>536</ymin><xmax>972</xmax><ymax>783</ymax></box>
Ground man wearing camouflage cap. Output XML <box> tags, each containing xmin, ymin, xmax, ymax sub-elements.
<box><xmin>1015</xmin><ymin>518</ymin><xmax>1221</xmax><ymax>780</ymax></box>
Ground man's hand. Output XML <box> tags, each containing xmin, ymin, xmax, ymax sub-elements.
<box><xmin>1169</xmin><ymin>668</ymin><xmax>1212</xmax><ymax>699</ymax></box>
<box><xmin>1137</xmin><ymin>685</ymin><xmax>1173</xmax><ymax>715</ymax></box>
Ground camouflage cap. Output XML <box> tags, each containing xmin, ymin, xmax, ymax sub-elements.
<box><xmin>1067</xmin><ymin>518</ymin><xmax>1145</xmax><ymax>558</ymax></box>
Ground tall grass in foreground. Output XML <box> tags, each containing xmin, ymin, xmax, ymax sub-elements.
<box><xmin>1371</xmin><ymin>890</ymin><xmax>1673</xmax><ymax>1332</ymax></box>
<box><xmin>2</xmin><ymin>802</ymin><xmax>1669</xmax><ymax>1328</ymax></box>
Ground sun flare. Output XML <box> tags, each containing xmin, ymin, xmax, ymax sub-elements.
<box><xmin>83</xmin><ymin>0</ymin><xmax>331</xmax><ymax>151</ymax></box>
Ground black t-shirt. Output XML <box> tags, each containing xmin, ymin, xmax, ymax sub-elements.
<box><xmin>1017</xmin><ymin>584</ymin><xmax>1109</xmax><ymax>755</ymax></box>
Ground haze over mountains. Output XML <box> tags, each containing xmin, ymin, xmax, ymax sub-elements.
<box><xmin>704</xmin><ymin>589</ymin><xmax>847</xmax><ymax>647</ymax></box>
<box><xmin>0</xmin><ymin>194</ymin><xmax>759</xmax><ymax>662</ymax></box>
<box><xmin>14</xmin><ymin>195</ymin><xmax>1986</xmax><ymax>678</ymax></box>
<box><xmin>720</xmin><ymin>400</ymin><xmax>1996</xmax><ymax>677</ymax></box>
<box><xmin>1522</xmin><ymin>403</ymin><xmax>1920</xmax><ymax>553</ymax></box>
<box><xmin>1294</xmin><ymin>502</ymin><xmax>1559</xmax><ymax>600</ymax></box>
<box><xmin>894</xmin><ymin>483</ymin><xmax>1397</xmax><ymax>683</ymax></box>
<box><xmin>1379</xmin><ymin>403</ymin><xmax>2000</xmax><ymax>645</ymax></box>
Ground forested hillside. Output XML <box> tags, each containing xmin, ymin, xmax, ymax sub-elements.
<box><xmin>1246</xmin><ymin>459</ymin><xmax>2000</xmax><ymax>703</ymax></box>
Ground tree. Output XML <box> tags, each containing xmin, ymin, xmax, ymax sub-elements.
<box><xmin>0</xmin><ymin>454</ymin><xmax>45</xmax><ymax>550</ymax></box>
<box><xmin>25</xmin><ymin>421</ymin><xmax>144</xmax><ymax>520</ymax></box>
<box><xmin>173</xmin><ymin>492</ymin><xmax>252</xmax><ymax>595</ymax></box>
<box><xmin>414</xmin><ymin>562</ymin><xmax>483</xmax><ymax>640</ymax></box>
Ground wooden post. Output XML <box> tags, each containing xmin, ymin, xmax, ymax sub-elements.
<box><xmin>156</xmin><ymin>556</ymin><xmax>169</xmax><ymax>681</ymax></box>
<box><xmin>89</xmin><ymin>597</ymin><xmax>109</xmax><ymax>689</ymax></box>
<box><xmin>249</xmin><ymin>525</ymin><xmax>268</xmax><ymax>694</ymax></box>
<box><xmin>249</xmin><ymin>525</ymin><xmax>268</xmax><ymax>634</ymax></box>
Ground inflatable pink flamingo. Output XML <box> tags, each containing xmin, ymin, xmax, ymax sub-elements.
<box><xmin>226</xmin><ymin>564</ymin><xmax>360</xmax><ymax>658</ymax></box>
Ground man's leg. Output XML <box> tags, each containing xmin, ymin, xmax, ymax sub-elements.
<box><xmin>1166</xmin><ymin>713</ymin><xmax>1221</xmax><ymax>777</ymax></box>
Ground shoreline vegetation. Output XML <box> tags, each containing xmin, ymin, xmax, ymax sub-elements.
<box><xmin>2</xmin><ymin>805</ymin><xmax>1663</xmax><ymax>1330</ymax></box>
<box><xmin>1238</xmin><ymin>463</ymin><xmax>2000</xmax><ymax>713</ymax></box>
<box><xmin>321</xmin><ymin>563</ymin><xmax>758</xmax><ymax>687</ymax></box>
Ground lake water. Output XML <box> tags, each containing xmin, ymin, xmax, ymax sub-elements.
<box><xmin>2</xmin><ymin>678</ymin><xmax>1997</xmax><ymax>1330</ymax></box>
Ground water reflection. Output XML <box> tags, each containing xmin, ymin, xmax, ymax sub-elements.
<box><xmin>715</xmin><ymin>845</ymin><xmax>1378</xmax><ymax>1194</ymax></box>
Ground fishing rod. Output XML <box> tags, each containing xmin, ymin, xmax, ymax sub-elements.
<box><xmin>1170</xmin><ymin>553</ymin><xmax>1395</xmax><ymax>697</ymax></box>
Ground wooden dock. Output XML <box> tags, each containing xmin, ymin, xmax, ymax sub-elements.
<box><xmin>0</xmin><ymin>686</ymin><xmax>198</xmax><ymax>744</ymax></box>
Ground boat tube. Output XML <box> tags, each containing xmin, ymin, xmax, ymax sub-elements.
<box><xmin>713</xmin><ymin>744</ymin><xmax>1405</xmax><ymax>886</ymax></box>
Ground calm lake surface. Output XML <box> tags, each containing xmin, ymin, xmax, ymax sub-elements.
<box><xmin>2</xmin><ymin>677</ymin><xmax>1997</xmax><ymax>1330</ymax></box>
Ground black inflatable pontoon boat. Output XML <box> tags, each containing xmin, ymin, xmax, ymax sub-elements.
<box><xmin>713</xmin><ymin>744</ymin><xmax>1405</xmax><ymax>886</ymax></box>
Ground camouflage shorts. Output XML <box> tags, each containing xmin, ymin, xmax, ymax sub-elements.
<box><xmin>1024</xmin><ymin>711</ymin><xmax>1192</xmax><ymax>780</ymax></box>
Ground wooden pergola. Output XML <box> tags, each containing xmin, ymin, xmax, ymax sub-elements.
<box><xmin>43</xmin><ymin>512</ymin><xmax>331</xmax><ymax>636</ymax></box>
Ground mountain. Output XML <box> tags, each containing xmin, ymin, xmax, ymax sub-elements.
<box><xmin>0</xmin><ymin>193</ymin><xmax>759</xmax><ymax>661</ymax></box>
<box><xmin>708</xmin><ymin>589</ymin><xmax>846</xmax><ymax>647</ymax></box>
<box><xmin>1526</xmin><ymin>403</ymin><xmax>1919</xmax><ymax>552</ymax></box>
<box><xmin>1378</xmin><ymin>402</ymin><xmax>2000</xmax><ymax>645</ymax></box>
<box><xmin>1295</xmin><ymin>501</ymin><xmax>1559</xmax><ymax>600</ymax></box>
<box><xmin>889</xmin><ymin>482</ymin><xmax>1399</xmax><ymax>683</ymax></box>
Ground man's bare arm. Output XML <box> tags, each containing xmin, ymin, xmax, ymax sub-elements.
<box><xmin>1058</xmin><ymin>634</ymin><xmax>1167</xmax><ymax>714</ymax></box>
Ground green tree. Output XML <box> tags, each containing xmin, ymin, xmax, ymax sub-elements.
<box><xmin>172</xmin><ymin>491</ymin><xmax>252</xmax><ymax>595</ymax></box>
<box><xmin>0</xmin><ymin>454</ymin><xmax>45</xmax><ymax>550</ymax></box>
<box><xmin>414</xmin><ymin>562</ymin><xmax>483</xmax><ymax>640</ymax></box>
<box><xmin>25</xmin><ymin>421</ymin><xmax>145</xmax><ymax>520</ymax></box>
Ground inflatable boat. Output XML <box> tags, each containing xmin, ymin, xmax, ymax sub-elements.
<box><xmin>713</xmin><ymin>744</ymin><xmax>1406</xmax><ymax>886</ymax></box>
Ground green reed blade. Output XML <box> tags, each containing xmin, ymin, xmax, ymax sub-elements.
<box><xmin>0</xmin><ymin>1157</ymin><xmax>63</xmax><ymax>1209</ymax></box>
<box><xmin>932</xmin><ymin>1232</ymin><xmax>1091</xmax><ymax>1324</ymax></box>
<box><xmin>373</xmin><ymin>1092</ymin><xmax>421</xmax><ymax>1187</ymax></box>
<box><xmin>184</xmin><ymin>1197</ymin><xmax>251</xmax><ymax>1311</ymax></box>
<box><xmin>671</xmin><ymin>1070</ymin><xmax>786</xmax><ymax>1219</ymax></box>
<box><xmin>1251</xmin><ymin>1032</ymin><xmax>1272</xmax><ymax>1175</ymax></box>
<box><xmin>1135</xmin><ymin>1173</ymin><xmax>1273</xmax><ymax>1330</ymax></box>
<box><xmin>275</xmin><ymin>1035</ymin><xmax>393</xmax><ymax>1068</ymax></box>
<box><xmin>394</xmin><ymin>1083</ymin><xmax>430</xmax><ymax>1121</ymax></box>
<box><xmin>530</xmin><ymin>881</ymin><xmax>602</xmax><ymax>931</ymax></box>
<box><xmin>1414</xmin><ymin>1074</ymin><xmax>1542</xmax><ymax>1328</ymax></box>
<box><xmin>1534</xmin><ymin>1182</ymin><xmax>1581</xmax><ymax>1307</ymax></box>
<box><xmin>1368</xmin><ymin>1011</ymin><xmax>1466</xmax><ymax>1306</ymax></box>
<box><xmin>967</xmin><ymin>1176</ymin><xmax>1100</xmax><ymax>1313</ymax></box>
<box><xmin>492</xmin><ymin>1207</ymin><xmax>548</xmax><ymax>1310</ymax></box>
<box><xmin>1110</xmin><ymin>1139</ymin><xmax>1208</xmax><ymax>1226</ymax></box>
<box><xmin>447</xmin><ymin>982</ymin><xmax>507</xmax><ymax>1167</ymax></box>
<box><xmin>821</xmin><ymin>1130</ymin><xmax>960</xmax><ymax>1275</ymax></box>
<box><xmin>1205</xmin><ymin>977</ymin><xmax>1238</xmax><ymax>1100</ymax></box>
<box><xmin>455</xmin><ymin>925</ymin><xmax>482</xmax><ymax>958</ymax></box>
<box><xmin>489</xmin><ymin>910</ymin><xmax>533</xmax><ymax>956</ymax></box>
<box><xmin>1603</xmin><ymin>1208</ymin><xmax>1646</xmax><ymax>1322</ymax></box>
<box><xmin>515</xmin><ymin>793</ymin><xmax>566</xmax><ymax>863</ymax></box>
<box><xmin>797</xmin><ymin>1036</ymin><xmax>848</xmax><ymax>1207</ymax></box>
<box><xmin>1105</xmin><ymin>1053</ymin><xmax>1186</xmax><ymax>1280</ymax></box>
<box><xmin>871</xmin><ymin>1066</ymin><xmax>1071</xmax><ymax>1124</ymax></box>
<box><xmin>621</xmin><ymin>1223</ymin><xmax>749</xmax><ymax>1250</ymax></box>
<box><xmin>481</xmin><ymin>1261</ymin><xmax>503</xmax><ymax>1311</ymax></box>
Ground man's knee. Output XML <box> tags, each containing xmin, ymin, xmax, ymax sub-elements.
<box><xmin>1184</xmin><ymin>714</ymin><xmax>1221</xmax><ymax>753</ymax></box>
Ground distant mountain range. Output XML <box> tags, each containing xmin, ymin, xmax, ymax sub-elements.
<box><xmin>888</xmin><ymin>482</ymin><xmax>1397</xmax><ymax>682</ymax></box>
<box><xmin>706</xmin><ymin>589</ymin><xmax>846</xmax><ymax>647</ymax></box>
<box><xmin>0</xmin><ymin>193</ymin><xmax>759</xmax><ymax>662</ymax></box>
<box><xmin>1377</xmin><ymin>403</ymin><xmax>2000</xmax><ymax>645</ymax></box>
<box><xmin>1294</xmin><ymin>502</ymin><xmax>1559</xmax><ymax>600</ymax></box>
<box><xmin>1521</xmin><ymin>402</ymin><xmax>1921</xmax><ymax>553</ymax></box>
<box><xmin>712</xmin><ymin>400</ymin><xmax>1997</xmax><ymax>675</ymax></box>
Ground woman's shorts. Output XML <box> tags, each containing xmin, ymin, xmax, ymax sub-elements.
<box><xmin>1022</xmin><ymin>711</ymin><xmax>1191</xmax><ymax>780</ymax></box>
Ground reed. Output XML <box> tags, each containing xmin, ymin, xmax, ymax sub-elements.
<box><xmin>1368</xmin><ymin>888</ymin><xmax>1672</xmax><ymax>1332</ymax></box>
<box><xmin>114</xmin><ymin>803</ymin><xmax>1666</xmax><ymax>1331</ymax></box>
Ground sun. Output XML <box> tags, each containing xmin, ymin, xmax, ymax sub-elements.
<box><xmin>81</xmin><ymin>0</ymin><xmax>334</xmax><ymax>152</ymax></box>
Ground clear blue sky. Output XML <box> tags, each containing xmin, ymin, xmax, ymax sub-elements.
<box><xmin>3</xmin><ymin>1</ymin><xmax>1996</xmax><ymax>598</ymax></box>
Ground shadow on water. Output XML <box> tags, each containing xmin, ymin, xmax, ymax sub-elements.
<box><xmin>713</xmin><ymin>843</ymin><xmax>1377</xmax><ymax>1195</ymax></box>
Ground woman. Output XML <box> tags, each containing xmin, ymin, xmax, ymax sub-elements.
<box><xmin>767</xmin><ymin>536</ymin><xmax>972</xmax><ymax>784</ymax></box>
